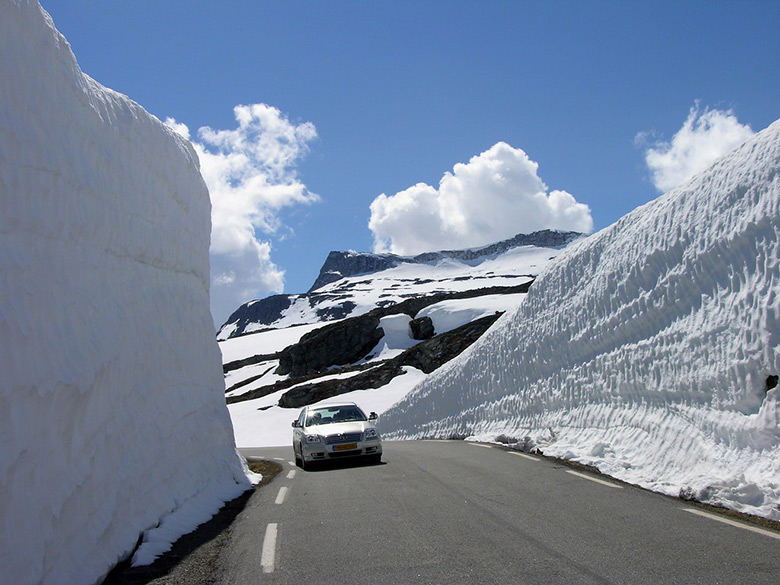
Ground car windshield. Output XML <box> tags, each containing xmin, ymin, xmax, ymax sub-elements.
<box><xmin>305</xmin><ymin>405</ymin><xmax>366</xmax><ymax>426</ymax></box>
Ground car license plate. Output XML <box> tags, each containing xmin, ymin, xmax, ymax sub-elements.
<box><xmin>333</xmin><ymin>443</ymin><xmax>357</xmax><ymax>451</ymax></box>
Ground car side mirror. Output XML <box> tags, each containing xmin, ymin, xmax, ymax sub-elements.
<box><xmin>369</xmin><ymin>412</ymin><xmax>378</xmax><ymax>421</ymax></box>
<box><xmin>292</xmin><ymin>420</ymin><xmax>301</xmax><ymax>428</ymax></box>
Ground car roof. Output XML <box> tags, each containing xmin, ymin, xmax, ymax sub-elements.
<box><xmin>307</xmin><ymin>402</ymin><xmax>358</xmax><ymax>410</ymax></box>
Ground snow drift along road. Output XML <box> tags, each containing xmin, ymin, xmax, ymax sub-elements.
<box><xmin>0</xmin><ymin>2</ymin><xmax>253</xmax><ymax>584</ymax></box>
<box><xmin>382</xmin><ymin>119</ymin><xmax>780</xmax><ymax>520</ymax></box>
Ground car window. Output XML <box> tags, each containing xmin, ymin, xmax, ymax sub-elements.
<box><xmin>305</xmin><ymin>405</ymin><xmax>366</xmax><ymax>426</ymax></box>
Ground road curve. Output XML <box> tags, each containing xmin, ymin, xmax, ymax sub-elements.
<box><xmin>220</xmin><ymin>441</ymin><xmax>780</xmax><ymax>585</ymax></box>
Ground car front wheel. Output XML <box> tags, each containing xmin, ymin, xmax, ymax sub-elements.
<box><xmin>294</xmin><ymin>445</ymin><xmax>302</xmax><ymax>468</ymax></box>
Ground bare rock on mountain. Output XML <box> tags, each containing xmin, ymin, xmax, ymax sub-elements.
<box><xmin>276</xmin><ymin>315</ymin><xmax>384</xmax><ymax>376</ymax></box>
<box><xmin>399</xmin><ymin>313</ymin><xmax>502</xmax><ymax>374</ymax></box>
<box><xmin>409</xmin><ymin>316</ymin><xmax>435</xmax><ymax>340</ymax></box>
<box><xmin>274</xmin><ymin>312</ymin><xmax>504</xmax><ymax>408</ymax></box>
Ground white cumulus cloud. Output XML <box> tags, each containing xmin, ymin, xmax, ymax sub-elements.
<box><xmin>638</xmin><ymin>105</ymin><xmax>754</xmax><ymax>192</ymax></box>
<box><xmin>166</xmin><ymin>104</ymin><xmax>318</xmax><ymax>327</ymax></box>
<box><xmin>368</xmin><ymin>142</ymin><xmax>593</xmax><ymax>255</ymax></box>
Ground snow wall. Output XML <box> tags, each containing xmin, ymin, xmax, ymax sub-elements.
<box><xmin>0</xmin><ymin>2</ymin><xmax>253</xmax><ymax>584</ymax></box>
<box><xmin>382</xmin><ymin>120</ymin><xmax>780</xmax><ymax>519</ymax></box>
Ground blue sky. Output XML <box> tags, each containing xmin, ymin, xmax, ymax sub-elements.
<box><xmin>41</xmin><ymin>0</ymin><xmax>779</xmax><ymax>326</ymax></box>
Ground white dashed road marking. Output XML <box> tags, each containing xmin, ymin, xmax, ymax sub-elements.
<box><xmin>261</xmin><ymin>523</ymin><xmax>278</xmax><ymax>573</ymax></box>
<box><xmin>510</xmin><ymin>451</ymin><xmax>539</xmax><ymax>461</ymax></box>
<box><xmin>286</xmin><ymin>470</ymin><xmax>296</xmax><ymax>480</ymax></box>
<box><xmin>469</xmin><ymin>443</ymin><xmax>492</xmax><ymax>449</ymax></box>
<box><xmin>275</xmin><ymin>486</ymin><xmax>288</xmax><ymax>505</ymax></box>
<box><xmin>566</xmin><ymin>469</ymin><xmax>623</xmax><ymax>489</ymax></box>
<box><xmin>684</xmin><ymin>509</ymin><xmax>780</xmax><ymax>540</ymax></box>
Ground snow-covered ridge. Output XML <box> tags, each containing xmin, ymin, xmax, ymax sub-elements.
<box><xmin>309</xmin><ymin>230</ymin><xmax>581</xmax><ymax>291</ymax></box>
<box><xmin>218</xmin><ymin>230</ymin><xmax>581</xmax><ymax>339</ymax></box>
<box><xmin>0</xmin><ymin>3</ymin><xmax>252</xmax><ymax>584</ymax></box>
<box><xmin>381</xmin><ymin>120</ymin><xmax>780</xmax><ymax>519</ymax></box>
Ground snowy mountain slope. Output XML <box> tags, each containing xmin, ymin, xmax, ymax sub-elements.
<box><xmin>308</xmin><ymin>229</ymin><xmax>582</xmax><ymax>291</ymax></box>
<box><xmin>217</xmin><ymin>229</ymin><xmax>580</xmax><ymax>339</ymax></box>
<box><xmin>220</xmin><ymin>236</ymin><xmax>580</xmax><ymax>446</ymax></box>
<box><xmin>0</xmin><ymin>3</ymin><xmax>253</xmax><ymax>585</ymax></box>
<box><xmin>380</xmin><ymin>119</ymin><xmax>780</xmax><ymax>519</ymax></box>
<box><xmin>220</xmin><ymin>292</ymin><xmax>527</xmax><ymax>401</ymax></box>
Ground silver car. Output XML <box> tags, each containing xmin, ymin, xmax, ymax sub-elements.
<box><xmin>292</xmin><ymin>402</ymin><xmax>382</xmax><ymax>469</ymax></box>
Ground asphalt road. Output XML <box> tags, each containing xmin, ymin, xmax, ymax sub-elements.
<box><xmin>220</xmin><ymin>440</ymin><xmax>780</xmax><ymax>585</ymax></box>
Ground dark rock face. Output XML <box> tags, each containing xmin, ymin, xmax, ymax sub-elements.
<box><xmin>274</xmin><ymin>288</ymin><xmax>522</xmax><ymax>378</ymax></box>
<box><xmin>309</xmin><ymin>251</ymin><xmax>401</xmax><ymax>292</ymax></box>
<box><xmin>278</xmin><ymin>362</ymin><xmax>404</xmax><ymax>409</ymax></box>
<box><xmin>275</xmin><ymin>312</ymin><xmax>504</xmax><ymax>408</ymax></box>
<box><xmin>276</xmin><ymin>314</ymin><xmax>385</xmax><ymax>377</ymax></box>
<box><xmin>223</xmin><ymin>352</ymin><xmax>278</xmax><ymax>374</ymax></box>
<box><xmin>221</xmin><ymin>294</ymin><xmax>294</xmax><ymax>337</ymax></box>
<box><xmin>231</xmin><ymin>284</ymin><xmax>533</xmax><ymax>391</ymax></box>
<box><xmin>398</xmin><ymin>313</ymin><xmax>501</xmax><ymax>374</ymax></box>
<box><xmin>315</xmin><ymin>300</ymin><xmax>356</xmax><ymax>321</ymax></box>
<box><xmin>409</xmin><ymin>316</ymin><xmax>435</xmax><ymax>340</ymax></box>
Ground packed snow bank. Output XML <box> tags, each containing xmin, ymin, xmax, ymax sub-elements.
<box><xmin>0</xmin><ymin>2</ymin><xmax>254</xmax><ymax>584</ymax></box>
<box><xmin>417</xmin><ymin>293</ymin><xmax>526</xmax><ymax>334</ymax></box>
<box><xmin>382</xmin><ymin>120</ymin><xmax>780</xmax><ymax>519</ymax></box>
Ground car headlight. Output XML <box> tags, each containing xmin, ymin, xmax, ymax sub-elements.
<box><xmin>305</xmin><ymin>434</ymin><xmax>321</xmax><ymax>444</ymax></box>
<box><xmin>365</xmin><ymin>428</ymin><xmax>379</xmax><ymax>439</ymax></box>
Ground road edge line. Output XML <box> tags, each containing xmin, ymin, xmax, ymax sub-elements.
<box><xmin>683</xmin><ymin>508</ymin><xmax>780</xmax><ymax>540</ymax></box>
<box><xmin>565</xmin><ymin>469</ymin><xmax>623</xmax><ymax>489</ymax></box>
<box><xmin>509</xmin><ymin>451</ymin><xmax>539</xmax><ymax>461</ymax></box>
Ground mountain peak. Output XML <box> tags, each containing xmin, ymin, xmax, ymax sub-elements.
<box><xmin>309</xmin><ymin>250</ymin><xmax>401</xmax><ymax>292</ymax></box>
<box><xmin>218</xmin><ymin>229</ymin><xmax>583</xmax><ymax>339</ymax></box>
<box><xmin>309</xmin><ymin>230</ymin><xmax>582</xmax><ymax>292</ymax></box>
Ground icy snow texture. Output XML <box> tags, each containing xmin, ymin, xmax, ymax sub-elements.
<box><xmin>0</xmin><ymin>2</ymin><xmax>252</xmax><ymax>584</ymax></box>
<box><xmin>382</xmin><ymin>120</ymin><xmax>780</xmax><ymax>519</ymax></box>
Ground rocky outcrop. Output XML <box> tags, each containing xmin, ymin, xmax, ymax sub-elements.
<box><xmin>409</xmin><ymin>316</ymin><xmax>435</xmax><ymax>340</ymax></box>
<box><xmin>221</xmin><ymin>294</ymin><xmax>295</xmax><ymax>338</ymax></box>
<box><xmin>309</xmin><ymin>251</ymin><xmax>401</xmax><ymax>292</ymax></box>
<box><xmin>278</xmin><ymin>362</ymin><xmax>405</xmax><ymax>408</ymax></box>
<box><xmin>314</xmin><ymin>300</ymin><xmax>356</xmax><ymax>321</ymax></box>
<box><xmin>274</xmin><ymin>312</ymin><xmax>505</xmax><ymax>408</ymax></box>
<box><xmin>274</xmin><ymin>284</ymin><xmax>531</xmax><ymax>378</ymax></box>
<box><xmin>226</xmin><ymin>287</ymin><xmax>517</xmax><ymax>407</ymax></box>
<box><xmin>276</xmin><ymin>314</ymin><xmax>385</xmax><ymax>376</ymax></box>
<box><xmin>224</xmin><ymin>282</ymin><xmax>535</xmax><ymax>408</ymax></box>
<box><xmin>223</xmin><ymin>352</ymin><xmax>278</xmax><ymax>374</ymax></box>
<box><xmin>397</xmin><ymin>313</ymin><xmax>502</xmax><ymax>374</ymax></box>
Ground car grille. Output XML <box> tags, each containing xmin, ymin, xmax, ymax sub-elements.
<box><xmin>324</xmin><ymin>432</ymin><xmax>362</xmax><ymax>444</ymax></box>
<box><xmin>328</xmin><ymin>449</ymin><xmax>362</xmax><ymax>458</ymax></box>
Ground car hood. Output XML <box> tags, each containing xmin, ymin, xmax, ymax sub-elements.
<box><xmin>304</xmin><ymin>420</ymin><xmax>376</xmax><ymax>436</ymax></box>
